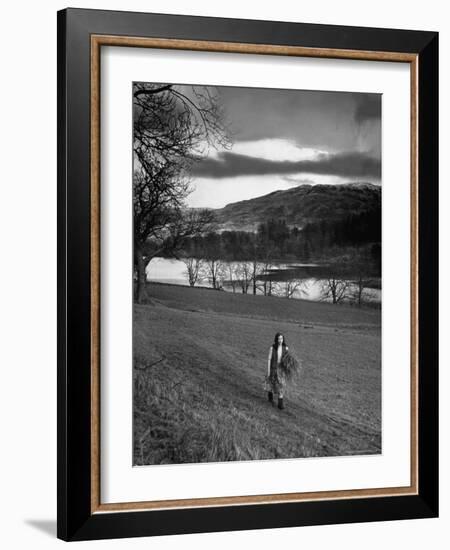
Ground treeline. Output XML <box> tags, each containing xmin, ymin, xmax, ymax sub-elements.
<box><xmin>175</xmin><ymin>207</ymin><xmax>381</xmax><ymax>271</ymax></box>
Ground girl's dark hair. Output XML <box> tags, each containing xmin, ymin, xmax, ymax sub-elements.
<box><xmin>272</xmin><ymin>332</ymin><xmax>287</xmax><ymax>349</ymax></box>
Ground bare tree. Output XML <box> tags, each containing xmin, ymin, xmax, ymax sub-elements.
<box><xmin>265</xmin><ymin>278</ymin><xmax>275</xmax><ymax>297</ymax></box>
<box><xmin>268</xmin><ymin>281</ymin><xmax>282</xmax><ymax>297</ymax></box>
<box><xmin>251</xmin><ymin>260</ymin><xmax>268</xmax><ymax>295</ymax></box>
<box><xmin>259</xmin><ymin>262</ymin><xmax>276</xmax><ymax>296</ymax></box>
<box><xmin>199</xmin><ymin>231</ymin><xmax>225</xmax><ymax>290</ymax></box>
<box><xmin>347</xmin><ymin>249</ymin><xmax>376</xmax><ymax>307</ymax></box>
<box><xmin>236</xmin><ymin>262</ymin><xmax>253</xmax><ymax>294</ymax></box>
<box><xmin>226</xmin><ymin>263</ymin><xmax>239</xmax><ymax>293</ymax></box>
<box><xmin>201</xmin><ymin>259</ymin><xmax>224</xmax><ymax>290</ymax></box>
<box><xmin>182</xmin><ymin>257</ymin><xmax>204</xmax><ymax>287</ymax></box>
<box><xmin>133</xmin><ymin>83</ymin><xmax>230</xmax><ymax>302</ymax></box>
<box><xmin>134</xmin><ymin>195</ymin><xmax>215</xmax><ymax>300</ymax></box>
<box><xmin>258</xmin><ymin>246</ymin><xmax>276</xmax><ymax>296</ymax></box>
<box><xmin>350</xmin><ymin>274</ymin><xmax>366</xmax><ymax>306</ymax></box>
<box><xmin>270</xmin><ymin>279</ymin><xmax>304</xmax><ymax>299</ymax></box>
<box><xmin>283</xmin><ymin>280</ymin><xmax>305</xmax><ymax>299</ymax></box>
<box><xmin>319</xmin><ymin>276</ymin><xmax>350</xmax><ymax>304</ymax></box>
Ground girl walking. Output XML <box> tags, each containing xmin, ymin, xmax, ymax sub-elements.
<box><xmin>265</xmin><ymin>332</ymin><xmax>288</xmax><ymax>409</ymax></box>
<box><xmin>264</xmin><ymin>332</ymin><xmax>300</xmax><ymax>410</ymax></box>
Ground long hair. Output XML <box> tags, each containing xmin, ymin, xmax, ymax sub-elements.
<box><xmin>272</xmin><ymin>332</ymin><xmax>287</xmax><ymax>350</ymax></box>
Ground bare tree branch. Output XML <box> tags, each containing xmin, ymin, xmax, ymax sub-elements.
<box><xmin>132</xmin><ymin>82</ymin><xmax>231</xmax><ymax>302</ymax></box>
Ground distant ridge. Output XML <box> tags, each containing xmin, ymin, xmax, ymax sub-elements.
<box><xmin>206</xmin><ymin>182</ymin><xmax>381</xmax><ymax>232</ymax></box>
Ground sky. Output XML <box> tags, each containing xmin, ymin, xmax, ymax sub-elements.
<box><xmin>168</xmin><ymin>85</ymin><xmax>381</xmax><ymax>209</ymax></box>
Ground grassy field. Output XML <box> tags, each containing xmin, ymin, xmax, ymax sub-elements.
<box><xmin>133</xmin><ymin>283</ymin><xmax>381</xmax><ymax>465</ymax></box>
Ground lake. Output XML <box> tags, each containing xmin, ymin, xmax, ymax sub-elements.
<box><xmin>146</xmin><ymin>257</ymin><xmax>381</xmax><ymax>304</ymax></box>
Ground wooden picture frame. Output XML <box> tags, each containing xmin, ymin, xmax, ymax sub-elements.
<box><xmin>57</xmin><ymin>7</ymin><xmax>438</xmax><ymax>541</ymax></box>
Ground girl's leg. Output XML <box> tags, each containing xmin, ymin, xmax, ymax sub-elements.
<box><xmin>277</xmin><ymin>392</ymin><xmax>285</xmax><ymax>410</ymax></box>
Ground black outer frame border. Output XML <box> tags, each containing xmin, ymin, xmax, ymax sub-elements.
<box><xmin>57</xmin><ymin>7</ymin><xmax>438</xmax><ymax>542</ymax></box>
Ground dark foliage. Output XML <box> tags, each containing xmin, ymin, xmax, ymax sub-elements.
<box><xmin>173</xmin><ymin>204</ymin><xmax>381</xmax><ymax>276</ymax></box>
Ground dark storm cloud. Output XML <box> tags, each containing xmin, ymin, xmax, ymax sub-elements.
<box><xmin>216</xmin><ymin>87</ymin><xmax>381</xmax><ymax>156</ymax></box>
<box><xmin>191</xmin><ymin>151</ymin><xmax>381</xmax><ymax>180</ymax></box>
<box><xmin>354</xmin><ymin>93</ymin><xmax>382</xmax><ymax>124</ymax></box>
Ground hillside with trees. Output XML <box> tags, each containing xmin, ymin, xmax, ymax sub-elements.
<box><xmin>179</xmin><ymin>183</ymin><xmax>381</xmax><ymax>267</ymax></box>
<box><xmin>212</xmin><ymin>182</ymin><xmax>381</xmax><ymax>232</ymax></box>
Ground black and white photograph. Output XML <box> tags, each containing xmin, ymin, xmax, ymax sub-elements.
<box><xmin>0</xmin><ymin>0</ymin><xmax>444</xmax><ymax>545</ymax></box>
<box><xmin>132</xmin><ymin>82</ymin><xmax>382</xmax><ymax>466</ymax></box>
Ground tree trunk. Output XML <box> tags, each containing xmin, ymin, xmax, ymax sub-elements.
<box><xmin>331</xmin><ymin>280</ymin><xmax>337</xmax><ymax>304</ymax></box>
<box><xmin>210</xmin><ymin>260</ymin><xmax>217</xmax><ymax>289</ymax></box>
<box><xmin>134</xmin><ymin>242</ymin><xmax>148</xmax><ymax>303</ymax></box>
<box><xmin>357</xmin><ymin>275</ymin><xmax>363</xmax><ymax>306</ymax></box>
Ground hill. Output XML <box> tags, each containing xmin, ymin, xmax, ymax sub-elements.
<box><xmin>211</xmin><ymin>182</ymin><xmax>381</xmax><ymax>232</ymax></box>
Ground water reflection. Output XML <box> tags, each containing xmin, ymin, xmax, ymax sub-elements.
<box><xmin>146</xmin><ymin>257</ymin><xmax>381</xmax><ymax>303</ymax></box>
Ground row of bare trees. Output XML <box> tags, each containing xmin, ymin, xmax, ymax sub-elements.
<box><xmin>319</xmin><ymin>276</ymin><xmax>376</xmax><ymax>306</ymax></box>
<box><xmin>181</xmin><ymin>257</ymin><xmax>305</xmax><ymax>299</ymax></box>
<box><xmin>182</xmin><ymin>256</ymin><xmax>376</xmax><ymax>305</ymax></box>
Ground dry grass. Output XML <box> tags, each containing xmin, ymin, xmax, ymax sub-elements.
<box><xmin>133</xmin><ymin>283</ymin><xmax>381</xmax><ymax>465</ymax></box>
